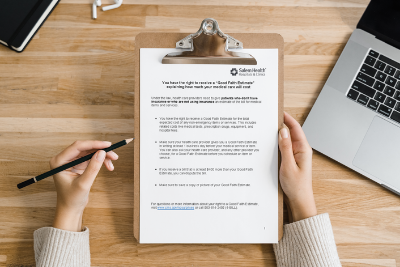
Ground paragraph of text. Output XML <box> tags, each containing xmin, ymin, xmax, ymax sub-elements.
<box><xmin>158</xmin><ymin>140</ymin><xmax>259</xmax><ymax>159</ymax></box>
<box><xmin>151</xmin><ymin>96</ymin><xmax>261</xmax><ymax>108</ymax></box>
<box><xmin>158</xmin><ymin>116</ymin><xmax>256</xmax><ymax>132</ymax></box>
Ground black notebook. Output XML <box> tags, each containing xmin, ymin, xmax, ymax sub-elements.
<box><xmin>0</xmin><ymin>0</ymin><xmax>60</xmax><ymax>52</ymax></box>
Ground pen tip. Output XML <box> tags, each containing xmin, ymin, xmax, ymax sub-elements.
<box><xmin>126</xmin><ymin>138</ymin><xmax>134</xmax><ymax>144</ymax></box>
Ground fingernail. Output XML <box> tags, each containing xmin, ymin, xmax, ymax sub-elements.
<box><xmin>103</xmin><ymin>141</ymin><xmax>112</xmax><ymax>145</ymax></box>
<box><xmin>280</xmin><ymin>128</ymin><xmax>288</xmax><ymax>138</ymax></box>
<box><xmin>96</xmin><ymin>150</ymin><xmax>106</xmax><ymax>162</ymax></box>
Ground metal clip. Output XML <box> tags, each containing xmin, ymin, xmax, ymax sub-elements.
<box><xmin>162</xmin><ymin>18</ymin><xmax>256</xmax><ymax>65</ymax></box>
<box><xmin>175</xmin><ymin>18</ymin><xmax>243</xmax><ymax>51</ymax></box>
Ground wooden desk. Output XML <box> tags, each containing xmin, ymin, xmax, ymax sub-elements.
<box><xmin>1</xmin><ymin>0</ymin><xmax>399</xmax><ymax>266</ymax></box>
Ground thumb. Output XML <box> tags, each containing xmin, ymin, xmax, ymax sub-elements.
<box><xmin>279</xmin><ymin>127</ymin><xmax>296</xmax><ymax>167</ymax></box>
<box><xmin>79</xmin><ymin>150</ymin><xmax>106</xmax><ymax>188</ymax></box>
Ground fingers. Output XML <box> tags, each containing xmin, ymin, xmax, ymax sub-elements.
<box><xmin>51</xmin><ymin>140</ymin><xmax>112</xmax><ymax>167</ymax></box>
<box><xmin>104</xmin><ymin>151</ymin><xmax>117</xmax><ymax>171</ymax></box>
<box><xmin>284</xmin><ymin>112</ymin><xmax>312</xmax><ymax>153</ymax></box>
<box><xmin>78</xmin><ymin>150</ymin><xmax>106</xmax><ymax>189</ymax></box>
<box><xmin>106</xmin><ymin>151</ymin><xmax>118</xmax><ymax>161</ymax></box>
<box><xmin>283</xmin><ymin>112</ymin><xmax>312</xmax><ymax>169</ymax></box>
<box><xmin>104</xmin><ymin>158</ymin><xmax>114</xmax><ymax>171</ymax></box>
<box><xmin>279</xmin><ymin>127</ymin><xmax>297</xmax><ymax>168</ymax></box>
<box><xmin>283</xmin><ymin>112</ymin><xmax>307</xmax><ymax>144</ymax></box>
<box><xmin>70</xmin><ymin>151</ymin><xmax>118</xmax><ymax>172</ymax></box>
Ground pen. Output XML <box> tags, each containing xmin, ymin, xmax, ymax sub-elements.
<box><xmin>17</xmin><ymin>138</ymin><xmax>134</xmax><ymax>189</ymax></box>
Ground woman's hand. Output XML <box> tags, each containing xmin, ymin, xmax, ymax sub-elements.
<box><xmin>279</xmin><ymin>112</ymin><xmax>317</xmax><ymax>222</ymax></box>
<box><xmin>50</xmin><ymin>140</ymin><xmax>119</xmax><ymax>232</ymax></box>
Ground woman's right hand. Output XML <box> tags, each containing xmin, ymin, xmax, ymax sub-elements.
<box><xmin>278</xmin><ymin>112</ymin><xmax>317</xmax><ymax>222</ymax></box>
<box><xmin>50</xmin><ymin>140</ymin><xmax>118</xmax><ymax>232</ymax></box>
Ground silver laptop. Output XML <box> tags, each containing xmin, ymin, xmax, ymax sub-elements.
<box><xmin>303</xmin><ymin>0</ymin><xmax>400</xmax><ymax>195</ymax></box>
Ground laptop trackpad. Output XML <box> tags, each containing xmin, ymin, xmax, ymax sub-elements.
<box><xmin>353</xmin><ymin>116</ymin><xmax>400</xmax><ymax>189</ymax></box>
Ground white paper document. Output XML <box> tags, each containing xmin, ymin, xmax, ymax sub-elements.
<box><xmin>140</xmin><ymin>49</ymin><xmax>278</xmax><ymax>243</ymax></box>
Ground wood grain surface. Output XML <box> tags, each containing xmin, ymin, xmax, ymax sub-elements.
<box><xmin>1</xmin><ymin>0</ymin><xmax>400</xmax><ymax>266</ymax></box>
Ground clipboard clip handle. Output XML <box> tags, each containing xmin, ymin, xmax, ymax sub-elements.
<box><xmin>176</xmin><ymin>18</ymin><xmax>243</xmax><ymax>51</ymax></box>
<box><xmin>162</xmin><ymin>18</ymin><xmax>257</xmax><ymax>65</ymax></box>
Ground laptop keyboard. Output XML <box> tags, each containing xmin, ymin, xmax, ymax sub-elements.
<box><xmin>347</xmin><ymin>49</ymin><xmax>400</xmax><ymax>124</ymax></box>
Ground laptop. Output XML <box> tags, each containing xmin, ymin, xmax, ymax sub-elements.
<box><xmin>303</xmin><ymin>0</ymin><xmax>400</xmax><ymax>195</ymax></box>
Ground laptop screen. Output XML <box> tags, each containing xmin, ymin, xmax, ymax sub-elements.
<box><xmin>358</xmin><ymin>0</ymin><xmax>400</xmax><ymax>49</ymax></box>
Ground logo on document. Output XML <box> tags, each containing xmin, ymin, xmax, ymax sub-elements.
<box><xmin>230</xmin><ymin>68</ymin><xmax>238</xmax><ymax>76</ymax></box>
<box><xmin>230</xmin><ymin>67</ymin><xmax>266</xmax><ymax>76</ymax></box>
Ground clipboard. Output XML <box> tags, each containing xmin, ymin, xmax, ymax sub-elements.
<box><xmin>134</xmin><ymin>18</ymin><xmax>284</xmax><ymax>242</ymax></box>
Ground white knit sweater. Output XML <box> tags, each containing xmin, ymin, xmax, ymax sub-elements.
<box><xmin>34</xmin><ymin>213</ymin><xmax>340</xmax><ymax>266</ymax></box>
<box><xmin>273</xmin><ymin>213</ymin><xmax>341</xmax><ymax>267</ymax></box>
<box><xmin>34</xmin><ymin>227</ymin><xmax>91</xmax><ymax>266</ymax></box>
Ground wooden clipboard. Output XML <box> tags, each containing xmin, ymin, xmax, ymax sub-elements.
<box><xmin>134</xmin><ymin>20</ymin><xmax>284</xmax><ymax>242</ymax></box>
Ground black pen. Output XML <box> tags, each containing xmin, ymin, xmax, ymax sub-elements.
<box><xmin>17</xmin><ymin>138</ymin><xmax>134</xmax><ymax>189</ymax></box>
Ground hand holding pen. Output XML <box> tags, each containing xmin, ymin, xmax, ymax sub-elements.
<box><xmin>19</xmin><ymin>139</ymin><xmax>132</xmax><ymax>232</ymax></box>
<box><xmin>51</xmin><ymin>140</ymin><xmax>119</xmax><ymax>232</ymax></box>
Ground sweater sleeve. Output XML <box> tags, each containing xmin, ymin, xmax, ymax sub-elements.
<box><xmin>34</xmin><ymin>227</ymin><xmax>91</xmax><ymax>267</ymax></box>
<box><xmin>273</xmin><ymin>213</ymin><xmax>341</xmax><ymax>267</ymax></box>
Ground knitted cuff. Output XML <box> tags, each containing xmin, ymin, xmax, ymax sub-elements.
<box><xmin>273</xmin><ymin>213</ymin><xmax>341</xmax><ymax>267</ymax></box>
<box><xmin>34</xmin><ymin>226</ymin><xmax>90</xmax><ymax>267</ymax></box>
